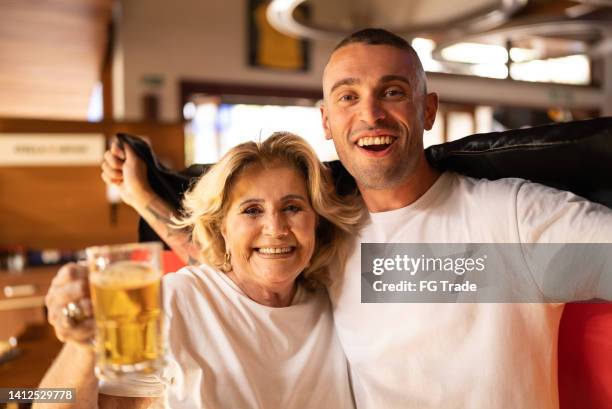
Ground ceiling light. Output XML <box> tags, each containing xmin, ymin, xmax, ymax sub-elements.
<box><xmin>266</xmin><ymin>0</ymin><xmax>528</xmax><ymax>41</ymax></box>
<box><xmin>441</xmin><ymin>43</ymin><xmax>508</xmax><ymax>65</ymax></box>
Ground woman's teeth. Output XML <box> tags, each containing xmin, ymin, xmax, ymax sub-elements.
<box><xmin>357</xmin><ymin>136</ymin><xmax>395</xmax><ymax>147</ymax></box>
<box><xmin>257</xmin><ymin>247</ymin><xmax>293</xmax><ymax>254</ymax></box>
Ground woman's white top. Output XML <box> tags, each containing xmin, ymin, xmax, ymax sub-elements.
<box><xmin>99</xmin><ymin>264</ymin><xmax>355</xmax><ymax>409</ymax></box>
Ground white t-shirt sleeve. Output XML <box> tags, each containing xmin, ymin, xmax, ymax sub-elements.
<box><xmin>98</xmin><ymin>373</ymin><xmax>166</xmax><ymax>397</ymax></box>
<box><xmin>516</xmin><ymin>182</ymin><xmax>612</xmax><ymax>301</ymax></box>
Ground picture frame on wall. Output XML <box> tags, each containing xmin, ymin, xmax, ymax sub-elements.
<box><xmin>247</xmin><ymin>0</ymin><xmax>310</xmax><ymax>71</ymax></box>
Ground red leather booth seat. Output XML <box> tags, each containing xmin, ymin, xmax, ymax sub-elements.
<box><xmin>559</xmin><ymin>303</ymin><xmax>612</xmax><ymax>409</ymax></box>
<box><xmin>162</xmin><ymin>250</ymin><xmax>186</xmax><ymax>274</ymax></box>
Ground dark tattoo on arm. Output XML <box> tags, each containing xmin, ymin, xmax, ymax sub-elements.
<box><xmin>142</xmin><ymin>197</ymin><xmax>203</xmax><ymax>265</ymax></box>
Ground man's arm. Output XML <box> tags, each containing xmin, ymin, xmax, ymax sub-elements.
<box><xmin>133</xmin><ymin>193</ymin><xmax>202</xmax><ymax>266</ymax></box>
<box><xmin>516</xmin><ymin>182</ymin><xmax>612</xmax><ymax>301</ymax></box>
<box><xmin>101</xmin><ymin>139</ymin><xmax>202</xmax><ymax>265</ymax></box>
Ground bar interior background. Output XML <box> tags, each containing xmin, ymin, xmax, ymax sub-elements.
<box><xmin>0</xmin><ymin>0</ymin><xmax>611</xmax><ymax>407</ymax></box>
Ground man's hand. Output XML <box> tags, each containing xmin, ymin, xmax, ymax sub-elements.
<box><xmin>101</xmin><ymin>138</ymin><xmax>155</xmax><ymax>210</ymax></box>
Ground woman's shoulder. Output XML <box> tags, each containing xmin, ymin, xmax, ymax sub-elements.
<box><xmin>162</xmin><ymin>264</ymin><xmax>235</xmax><ymax>317</ymax></box>
<box><xmin>162</xmin><ymin>264</ymin><xmax>229</xmax><ymax>297</ymax></box>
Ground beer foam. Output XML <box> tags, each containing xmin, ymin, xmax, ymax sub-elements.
<box><xmin>90</xmin><ymin>261</ymin><xmax>161</xmax><ymax>289</ymax></box>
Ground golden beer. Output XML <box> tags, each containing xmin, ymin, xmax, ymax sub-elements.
<box><xmin>87</xmin><ymin>243</ymin><xmax>165</xmax><ymax>380</ymax></box>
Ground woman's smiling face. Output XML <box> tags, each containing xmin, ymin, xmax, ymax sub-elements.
<box><xmin>221</xmin><ymin>164</ymin><xmax>317</xmax><ymax>293</ymax></box>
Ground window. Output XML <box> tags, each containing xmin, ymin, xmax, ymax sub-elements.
<box><xmin>184</xmin><ymin>100</ymin><xmax>337</xmax><ymax>165</ymax></box>
<box><xmin>412</xmin><ymin>38</ymin><xmax>590</xmax><ymax>85</ymax></box>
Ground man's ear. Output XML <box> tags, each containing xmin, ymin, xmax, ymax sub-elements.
<box><xmin>320</xmin><ymin>103</ymin><xmax>332</xmax><ymax>140</ymax></box>
<box><xmin>424</xmin><ymin>92</ymin><xmax>439</xmax><ymax>131</ymax></box>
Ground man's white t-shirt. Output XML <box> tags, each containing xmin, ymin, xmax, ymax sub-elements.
<box><xmin>330</xmin><ymin>172</ymin><xmax>612</xmax><ymax>409</ymax></box>
<box><xmin>101</xmin><ymin>265</ymin><xmax>355</xmax><ymax>409</ymax></box>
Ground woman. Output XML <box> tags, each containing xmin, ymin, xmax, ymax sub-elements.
<box><xmin>39</xmin><ymin>132</ymin><xmax>362</xmax><ymax>408</ymax></box>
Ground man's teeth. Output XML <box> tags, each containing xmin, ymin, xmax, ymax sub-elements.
<box><xmin>258</xmin><ymin>247</ymin><xmax>293</xmax><ymax>254</ymax></box>
<box><xmin>357</xmin><ymin>136</ymin><xmax>395</xmax><ymax>147</ymax></box>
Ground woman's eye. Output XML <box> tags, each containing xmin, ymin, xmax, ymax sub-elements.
<box><xmin>284</xmin><ymin>204</ymin><xmax>302</xmax><ymax>213</ymax></box>
<box><xmin>242</xmin><ymin>207</ymin><xmax>262</xmax><ymax>216</ymax></box>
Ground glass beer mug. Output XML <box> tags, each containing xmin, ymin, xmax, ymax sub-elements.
<box><xmin>86</xmin><ymin>242</ymin><xmax>166</xmax><ymax>380</ymax></box>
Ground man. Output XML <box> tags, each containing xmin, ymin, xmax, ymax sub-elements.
<box><xmin>103</xmin><ymin>29</ymin><xmax>612</xmax><ymax>408</ymax></box>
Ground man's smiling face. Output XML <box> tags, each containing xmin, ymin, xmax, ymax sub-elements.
<box><xmin>321</xmin><ymin>43</ymin><xmax>438</xmax><ymax>190</ymax></box>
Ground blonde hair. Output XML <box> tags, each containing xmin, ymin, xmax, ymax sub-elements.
<box><xmin>174</xmin><ymin>132</ymin><xmax>363</xmax><ymax>287</ymax></box>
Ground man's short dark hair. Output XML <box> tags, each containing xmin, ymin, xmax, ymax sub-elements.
<box><xmin>334</xmin><ymin>28</ymin><xmax>412</xmax><ymax>51</ymax></box>
<box><xmin>329</xmin><ymin>27</ymin><xmax>427</xmax><ymax>94</ymax></box>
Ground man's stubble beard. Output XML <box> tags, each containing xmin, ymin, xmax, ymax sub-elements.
<box><xmin>351</xmin><ymin>155</ymin><xmax>419</xmax><ymax>190</ymax></box>
<box><xmin>332</xmin><ymin>131</ymin><xmax>421</xmax><ymax>191</ymax></box>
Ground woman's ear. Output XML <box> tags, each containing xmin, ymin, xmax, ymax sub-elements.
<box><xmin>220</xmin><ymin>221</ymin><xmax>228</xmax><ymax>243</ymax></box>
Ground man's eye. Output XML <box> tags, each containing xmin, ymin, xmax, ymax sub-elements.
<box><xmin>383</xmin><ymin>88</ymin><xmax>405</xmax><ymax>98</ymax></box>
<box><xmin>338</xmin><ymin>94</ymin><xmax>357</xmax><ymax>103</ymax></box>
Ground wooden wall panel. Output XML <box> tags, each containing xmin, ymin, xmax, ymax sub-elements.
<box><xmin>0</xmin><ymin>119</ymin><xmax>185</xmax><ymax>250</ymax></box>
<box><xmin>0</xmin><ymin>167</ymin><xmax>139</xmax><ymax>249</ymax></box>
<box><xmin>0</xmin><ymin>0</ymin><xmax>113</xmax><ymax>119</ymax></box>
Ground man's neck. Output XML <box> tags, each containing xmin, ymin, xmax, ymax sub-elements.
<box><xmin>358</xmin><ymin>162</ymin><xmax>441</xmax><ymax>213</ymax></box>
